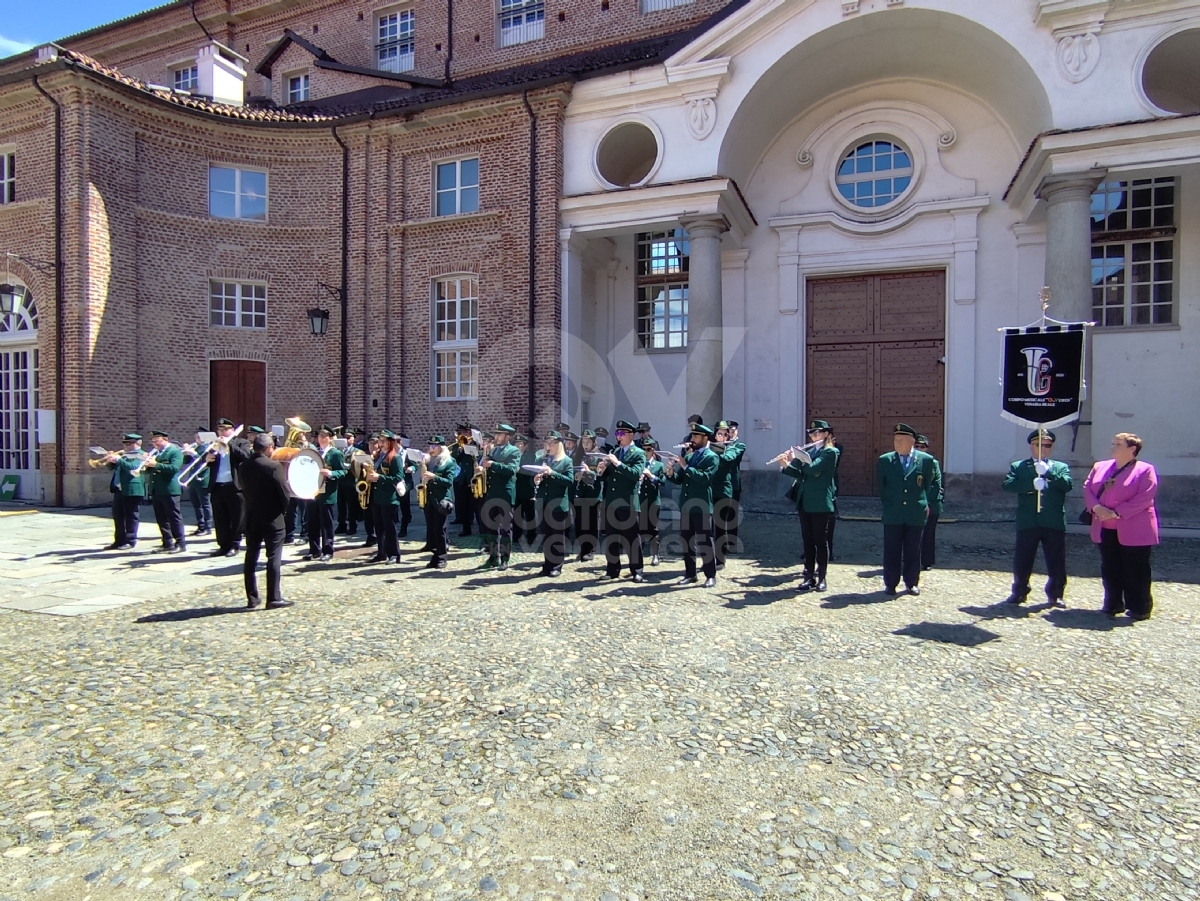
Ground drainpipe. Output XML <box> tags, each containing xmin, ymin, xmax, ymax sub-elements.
<box><xmin>32</xmin><ymin>74</ymin><xmax>64</xmax><ymax>507</ymax></box>
<box><xmin>444</xmin><ymin>0</ymin><xmax>454</xmax><ymax>85</ymax></box>
<box><xmin>522</xmin><ymin>91</ymin><xmax>537</xmax><ymax>431</ymax></box>
<box><xmin>332</xmin><ymin>125</ymin><xmax>350</xmax><ymax>428</ymax></box>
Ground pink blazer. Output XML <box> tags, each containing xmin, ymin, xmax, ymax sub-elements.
<box><xmin>1082</xmin><ymin>459</ymin><xmax>1159</xmax><ymax>546</ymax></box>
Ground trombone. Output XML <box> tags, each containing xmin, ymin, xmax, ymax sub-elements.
<box><xmin>765</xmin><ymin>440</ymin><xmax>825</xmax><ymax>467</ymax></box>
<box><xmin>179</xmin><ymin>425</ymin><xmax>243</xmax><ymax>487</ymax></box>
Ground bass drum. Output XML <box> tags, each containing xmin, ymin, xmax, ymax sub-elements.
<box><xmin>281</xmin><ymin>447</ymin><xmax>325</xmax><ymax>500</ymax></box>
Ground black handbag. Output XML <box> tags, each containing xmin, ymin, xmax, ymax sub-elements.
<box><xmin>1080</xmin><ymin>461</ymin><xmax>1133</xmax><ymax>526</ymax></box>
<box><xmin>784</xmin><ymin>480</ymin><xmax>799</xmax><ymax>504</ymax></box>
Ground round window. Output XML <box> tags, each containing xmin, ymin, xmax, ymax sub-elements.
<box><xmin>1141</xmin><ymin>29</ymin><xmax>1200</xmax><ymax>114</ymax></box>
<box><xmin>835</xmin><ymin>139</ymin><xmax>914</xmax><ymax>209</ymax></box>
<box><xmin>595</xmin><ymin>121</ymin><xmax>661</xmax><ymax>189</ymax></box>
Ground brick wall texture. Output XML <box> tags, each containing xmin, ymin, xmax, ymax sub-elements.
<box><xmin>0</xmin><ymin>0</ymin><xmax>730</xmax><ymax>504</ymax></box>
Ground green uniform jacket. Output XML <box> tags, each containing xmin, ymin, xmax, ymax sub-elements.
<box><xmin>639</xmin><ymin>460</ymin><xmax>666</xmax><ymax>508</ymax></box>
<box><xmin>452</xmin><ymin>445</ymin><xmax>476</xmax><ymax>486</ymax></box>
<box><xmin>727</xmin><ymin>440</ymin><xmax>746</xmax><ymax>495</ymax></box>
<box><xmin>600</xmin><ymin>444</ymin><xmax>647</xmax><ymax>515</ymax></box>
<box><xmin>713</xmin><ymin>444</ymin><xmax>740</xmax><ymax>500</ymax></box>
<box><xmin>182</xmin><ymin>448</ymin><xmax>211</xmax><ymax>489</ymax></box>
<box><xmin>666</xmin><ymin>446</ymin><xmax>721</xmax><ymax>513</ymax></box>
<box><xmin>483</xmin><ymin>443</ymin><xmax>522</xmax><ymax>505</ymax></box>
<box><xmin>1002</xmin><ymin>458</ymin><xmax>1072</xmax><ymax>531</ymax></box>
<box><xmin>536</xmin><ymin>455</ymin><xmax>575</xmax><ymax>516</ymax></box>
<box><xmin>783</xmin><ymin>445</ymin><xmax>840</xmax><ymax>514</ymax></box>
<box><xmin>927</xmin><ymin>454</ymin><xmax>945</xmax><ymax>516</ymax></box>
<box><xmin>109</xmin><ymin>454</ymin><xmax>147</xmax><ymax>498</ymax></box>
<box><xmin>424</xmin><ymin>454</ymin><xmax>456</xmax><ymax>508</ymax></box>
<box><xmin>316</xmin><ymin>446</ymin><xmax>347</xmax><ymax>506</ymax></box>
<box><xmin>876</xmin><ymin>450</ymin><xmax>940</xmax><ymax>526</ymax></box>
<box><xmin>148</xmin><ymin>444</ymin><xmax>184</xmax><ymax>498</ymax></box>
<box><xmin>371</xmin><ymin>452</ymin><xmax>402</xmax><ymax>507</ymax></box>
<box><xmin>516</xmin><ymin>448</ymin><xmax>540</xmax><ymax>503</ymax></box>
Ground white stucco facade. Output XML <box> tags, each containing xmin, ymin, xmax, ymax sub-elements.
<box><xmin>558</xmin><ymin>0</ymin><xmax>1200</xmax><ymax>494</ymax></box>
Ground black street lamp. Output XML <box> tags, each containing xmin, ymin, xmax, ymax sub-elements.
<box><xmin>0</xmin><ymin>282</ymin><xmax>16</xmax><ymax>316</ymax></box>
<box><xmin>307</xmin><ymin>306</ymin><xmax>330</xmax><ymax>337</ymax></box>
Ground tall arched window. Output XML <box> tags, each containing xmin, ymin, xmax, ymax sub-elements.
<box><xmin>0</xmin><ymin>284</ymin><xmax>38</xmax><ymax>334</ymax></box>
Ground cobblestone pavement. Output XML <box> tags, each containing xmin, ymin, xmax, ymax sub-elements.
<box><xmin>1</xmin><ymin>517</ymin><xmax>1198</xmax><ymax>901</ymax></box>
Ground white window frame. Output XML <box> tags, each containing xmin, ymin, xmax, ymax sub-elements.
<box><xmin>641</xmin><ymin>0</ymin><xmax>693</xmax><ymax>11</ymax></box>
<box><xmin>498</xmin><ymin>0</ymin><xmax>545</xmax><ymax>47</ymax></box>
<box><xmin>286</xmin><ymin>72</ymin><xmax>311</xmax><ymax>104</ymax></box>
<box><xmin>636</xmin><ymin>229</ymin><xmax>690</xmax><ymax>352</ymax></box>
<box><xmin>0</xmin><ymin>151</ymin><xmax>14</xmax><ymax>205</ymax></box>
<box><xmin>377</xmin><ymin>8</ymin><xmax>416</xmax><ymax>73</ymax></box>
<box><xmin>433</xmin><ymin>157</ymin><xmax>480</xmax><ymax>217</ymax></box>
<box><xmin>208</xmin><ymin>165</ymin><xmax>269</xmax><ymax>221</ymax></box>
<box><xmin>172</xmin><ymin>64</ymin><xmax>198</xmax><ymax>92</ymax></box>
<box><xmin>1091</xmin><ymin>177</ymin><xmax>1178</xmax><ymax>329</ymax></box>
<box><xmin>432</xmin><ymin>276</ymin><xmax>479</xmax><ymax>401</ymax></box>
<box><xmin>209</xmin><ymin>281</ymin><xmax>268</xmax><ymax>330</ymax></box>
<box><xmin>834</xmin><ymin>137</ymin><xmax>915</xmax><ymax>210</ymax></box>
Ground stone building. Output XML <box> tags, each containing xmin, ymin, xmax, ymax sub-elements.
<box><xmin>1</xmin><ymin>0</ymin><xmax>1199</xmax><ymax>512</ymax></box>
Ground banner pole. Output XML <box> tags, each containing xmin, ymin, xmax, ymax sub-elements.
<box><xmin>1036</xmin><ymin>437</ymin><xmax>1043</xmax><ymax>514</ymax></box>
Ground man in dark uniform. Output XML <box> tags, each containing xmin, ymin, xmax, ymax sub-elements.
<box><xmin>915</xmin><ymin>435</ymin><xmax>944</xmax><ymax>570</ymax></box>
<box><xmin>241</xmin><ymin>432</ymin><xmax>293</xmax><ymax>609</ymax></box>
<box><xmin>421</xmin><ymin>436</ymin><xmax>457</xmax><ymax>568</ymax></box>
<box><xmin>573</xmin><ymin>430</ymin><xmax>603</xmax><ymax>561</ymax></box>
<box><xmin>535</xmin><ymin>431</ymin><xmax>575</xmax><ymax>576</ymax></box>
<box><xmin>451</xmin><ymin>423</ymin><xmax>477</xmax><ymax>537</ymax></box>
<box><xmin>358</xmin><ymin>430</ymin><xmax>379</xmax><ymax>547</ymax></box>
<box><xmin>480</xmin><ymin>424</ymin><xmax>522</xmax><ymax>570</ymax></box>
<box><xmin>595</xmin><ymin>427</ymin><xmax>614</xmax><ymax>455</ymax></box>
<box><xmin>103</xmin><ymin>433</ymin><xmax>146</xmax><ymax>550</ymax></box>
<box><xmin>724</xmin><ymin>421</ymin><xmax>746</xmax><ymax>554</ymax></box>
<box><xmin>336</xmin><ymin>427</ymin><xmax>357</xmax><ymax>536</ymax></box>
<box><xmin>514</xmin><ymin>434</ymin><xmax>539</xmax><ymax>547</ymax></box>
<box><xmin>207</xmin><ymin>418</ymin><xmax>250</xmax><ymax>557</ymax></box>
<box><xmin>303</xmin><ymin>425</ymin><xmax>347</xmax><ymax>562</ymax></box>
<box><xmin>712</xmin><ymin>421</ymin><xmax>740</xmax><ymax>567</ymax></box>
<box><xmin>665</xmin><ymin>423</ymin><xmax>721</xmax><ymax>587</ymax></box>
<box><xmin>635</xmin><ymin>422</ymin><xmax>652</xmax><ymax>444</ymax></box>
<box><xmin>143</xmin><ymin>430</ymin><xmax>186</xmax><ymax>554</ymax></box>
<box><xmin>1003</xmin><ymin>429</ymin><xmax>1073</xmax><ymax>608</ymax></box>
<box><xmin>397</xmin><ymin>433</ymin><xmax>415</xmax><ymax>539</ymax></box>
<box><xmin>183</xmin><ymin>428</ymin><xmax>213</xmax><ymax>537</ymax></box>
<box><xmin>877</xmin><ymin>423</ymin><xmax>940</xmax><ymax>596</ymax></box>
<box><xmin>599</xmin><ymin>420</ymin><xmax>647</xmax><ymax>582</ymax></box>
<box><xmin>638</xmin><ymin>438</ymin><xmax>666</xmax><ymax>566</ymax></box>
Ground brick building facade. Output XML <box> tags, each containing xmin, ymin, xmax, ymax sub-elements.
<box><xmin>0</xmin><ymin>0</ymin><xmax>730</xmax><ymax>505</ymax></box>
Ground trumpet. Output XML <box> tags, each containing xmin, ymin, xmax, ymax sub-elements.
<box><xmin>765</xmin><ymin>440</ymin><xmax>825</xmax><ymax>467</ymax></box>
<box><xmin>88</xmin><ymin>447</ymin><xmax>142</xmax><ymax>468</ymax></box>
<box><xmin>130</xmin><ymin>446</ymin><xmax>165</xmax><ymax>478</ymax></box>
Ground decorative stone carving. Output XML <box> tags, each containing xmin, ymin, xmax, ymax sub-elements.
<box><xmin>1056</xmin><ymin>32</ymin><xmax>1101</xmax><ymax>83</ymax></box>
<box><xmin>796</xmin><ymin>149</ymin><xmax>814</xmax><ymax>168</ymax></box>
<box><xmin>685</xmin><ymin>96</ymin><xmax>718</xmax><ymax>140</ymax></box>
<box><xmin>841</xmin><ymin>1</ymin><xmax>859</xmax><ymax>14</ymax></box>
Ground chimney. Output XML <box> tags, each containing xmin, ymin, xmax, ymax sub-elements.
<box><xmin>35</xmin><ymin>45</ymin><xmax>60</xmax><ymax>65</ymax></box>
<box><xmin>196</xmin><ymin>41</ymin><xmax>248</xmax><ymax>106</ymax></box>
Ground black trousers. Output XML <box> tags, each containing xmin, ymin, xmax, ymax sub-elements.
<box><xmin>639</xmin><ymin>502</ymin><xmax>661</xmax><ymax>556</ymax></box>
<box><xmin>452</xmin><ymin>481</ymin><xmax>473</xmax><ymax>532</ymax></box>
<box><xmin>680</xmin><ymin>506</ymin><xmax>717</xmax><ymax>580</ymax></box>
<box><xmin>398</xmin><ymin>488</ymin><xmax>412</xmax><ymax>535</ymax></box>
<box><xmin>1012</xmin><ymin>527</ymin><xmax>1067</xmax><ymax>601</ymax></box>
<box><xmin>603</xmin><ymin>502</ymin><xmax>643</xmax><ymax>575</ymax></box>
<box><xmin>372</xmin><ymin>504</ymin><xmax>400</xmax><ymax>559</ymax></box>
<box><xmin>284</xmin><ymin>497</ymin><xmax>305</xmax><ymax>540</ymax></box>
<box><xmin>1099</xmin><ymin>530</ymin><xmax>1154</xmax><ymax>617</ymax></box>
<box><xmin>799</xmin><ymin>511</ymin><xmax>832</xmax><ymax>579</ymax></box>
<box><xmin>337</xmin><ymin>484</ymin><xmax>356</xmax><ymax>532</ymax></box>
<box><xmin>516</xmin><ymin>498</ymin><xmax>537</xmax><ymax>545</ymax></box>
<box><xmin>480</xmin><ymin>497</ymin><xmax>514</xmax><ymax>559</ymax></box>
<box><xmin>306</xmin><ymin>501</ymin><xmax>335</xmax><ymax>556</ymax></box>
<box><xmin>730</xmin><ymin>490</ymin><xmax>742</xmax><ymax>548</ymax></box>
<box><xmin>541</xmin><ymin>505</ymin><xmax>571</xmax><ymax>571</ymax></box>
<box><xmin>574</xmin><ymin>499</ymin><xmax>601</xmax><ymax>559</ymax></box>
<box><xmin>112</xmin><ymin>492</ymin><xmax>140</xmax><ymax>546</ymax></box>
<box><xmin>828</xmin><ymin>501</ymin><xmax>838</xmax><ymax>560</ymax></box>
<box><xmin>187</xmin><ymin>481</ymin><xmax>213</xmax><ymax>531</ymax></box>
<box><xmin>921</xmin><ymin>511</ymin><xmax>940</xmax><ymax>569</ymax></box>
<box><xmin>424</xmin><ymin>502</ymin><xmax>450</xmax><ymax>562</ymax></box>
<box><xmin>210</xmin><ymin>483</ymin><xmax>243</xmax><ymax>552</ymax></box>
<box><xmin>714</xmin><ymin>495</ymin><xmax>738</xmax><ymax>565</ymax></box>
<box><xmin>152</xmin><ymin>495</ymin><xmax>185</xmax><ymax>549</ymax></box>
<box><xmin>244</xmin><ymin>524</ymin><xmax>284</xmax><ymax>604</ymax></box>
<box><xmin>882</xmin><ymin>523</ymin><xmax>923</xmax><ymax>590</ymax></box>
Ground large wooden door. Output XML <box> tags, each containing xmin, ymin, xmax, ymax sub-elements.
<box><xmin>209</xmin><ymin>360</ymin><xmax>266</xmax><ymax>429</ymax></box>
<box><xmin>806</xmin><ymin>271</ymin><xmax>945</xmax><ymax>496</ymax></box>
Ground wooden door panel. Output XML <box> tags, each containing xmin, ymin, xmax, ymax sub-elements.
<box><xmin>876</xmin><ymin>272</ymin><xmax>945</xmax><ymax>339</ymax></box>
<box><xmin>210</xmin><ymin>360</ymin><xmax>266</xmax><ymax>430</ymax></box>
<box><xmin>875</xmin><ymin>342</ymin><xmax>945</xmax><ymax>418</ymax></box>
<box><xmin>241</xmin><ymin>362</ymin><xmax>266</xmax><ymax>428</ymax></box>
<box><xmin>807</xmin><ymin>277</ymin><xmax>873</xmax><ymax>340</ymax></box>
<box><xmin>807</xmin><ymin>342</ymin><xmax>874</xmax><ymax>497</ymax></box>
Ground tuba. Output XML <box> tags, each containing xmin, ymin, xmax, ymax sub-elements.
<box><xmin>271</xmin><ymin>416</ymin><xmax>312</xmax><ymax>465</ymax></box>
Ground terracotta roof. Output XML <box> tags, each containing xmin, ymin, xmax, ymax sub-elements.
<box><xmin>256</xmin><ymin>28</ymin><xmax>444</xmax><ymax>88</ymax></box>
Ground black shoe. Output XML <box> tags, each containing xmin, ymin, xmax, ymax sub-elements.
<box><xmin>1103</xmin><ymin>603</ymin><xmax>1126</xmax><ymax>618</ymax></box>
<box><xmin>301</xmin><ymin>554</ymin><xmax>316</xmax><ymax>561</ymax></box>
<box><xmin>480</xmin><ymin>557</ymin><xmax>499</xmax><ymax>571</ymax></box>
<box><xmin>797</xmin><ymin>575</ymin><xmax>815</xmax><ymax>592</ymax></box>
<box><xmin>168</xmin><ymin>546</ymin><xmax>184</xmax><ymax>555</ymax></box>
<box><xmin>335</xmin><ymin>526</ymin><xmax>348</xmax><ymax>534</ymax></box>
<box><xmin>153</xmin><ymin>545</ymin><xmax>173</xmax><ymax>554</ymax></box>
<box><xmin>435</xmin><ymin>560</ymin><xmax>447</xmax><ymax>569</ymax></box>
<box><xmin>398</xmin><ymin>530</ymin><xmax>408</xmax><ymax>538</ymax></box>
<box><xmin>632</xmin><ymin>572</ymin><xmax>645</xmax><ymax>584</ymax></box>
<box><xmin>815</xmin><ymin>579</ymin><xmax>827</xmax><ymax>592</ymax></box>
<box><xmin>1004</xmin><ymin>593</ymin><xmax>1027</xmax><ymax>605</ymax></box>
<box><xmin>265</xmin><ymin>599</ymin><xmax>295</xmax><ymax>610</ymax></box>
<box><xmin>650</xmin><ymin>555</ymin><xmax>660</xmax><ymax>566</ymax></box>
<box><xmin>115</xmin><ymin>543</ymin><xmax>134</xmax><ymax>551</ymax></box>
<box><xmin>1049</xmin><ymin>597</ymin><xmax>1067</xmax><ymax>609</ymax></box>
<box><xmin>549</xmin><ymin>565</ymin><xmax>562</xmax><ymax>577</ymax></box>
<box><xmin>418</xmin><ymin>545</ymin><xmax>432</xmax><ymax>553</ymax></box>
<box><xmin>1127</xmin><ymin>611</ymin><xmax>1151</xmax><ymax>622</ymax></box>
<box><xmin>676</xmin><ymin>576</ymin><xmax>700</xmax><ymax>586</ymax></box>
<box><xmin>320</xmin><ymin>554</ymin><xmax>333</xmax><ymax>563</ymax></box>
<box><xmin>702</xmin><ymin>577</ymin><xmax>717</xmax><ymax>589</ymax></box>
<box><xmin>908</xmin><ymin>586</ymin><xmax>921</xmax><ymax>597</ymax></box>
<box><xmin>499</xmin><ymin>557</ymin><xmax>510</xmax><ymax>571</ymax></box>
<box><xmin>103</xmin><ymin>543</ymin><xmax>121</xmax><ymax>550</ymax></box>
<box><xmin>715</xmin><ymin>562</ymin><xmax>725</xmax><ymax>570</ymax></box>
<box><xmin>246</xmin><ymin>597</ymin><xmax>262</xmax><ymax>609</ymax></box>
<box><xmin>366</xmin><ymin>555</ymin><xmax>385</xmax><ymax>564</ymax></box>
<box><xmin>385</xmin><ymin>556</ymin><xmax>399</xmax><ymax>564</ymax></box>
<box><xmin>884</xmin><ymin>586</ymin><xmax>899</xmax><ymax>596</ymax></box>
<box><xmin>581</xmin><ymin>553</ymin><xmax>594</xmax><ymax>562</ymax></box>
<box><xmin>363</xmin><ymin>538</ymin><xmax>377</xmax><ymax>548</ymax></box>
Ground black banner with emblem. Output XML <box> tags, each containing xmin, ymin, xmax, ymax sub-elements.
<box><xmin>1000</xmin><ymin>325</ymin><xmax>1086</xmax><ymax>429</ymax></box>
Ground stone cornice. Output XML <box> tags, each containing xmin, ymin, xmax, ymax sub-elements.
<box><xmin>560</xmin><ymin>177</ymin><xmax>756</xmax><ymax>242</ymax></box>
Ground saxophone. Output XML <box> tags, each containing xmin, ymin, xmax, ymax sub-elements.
<box><xmin>355</xmin><ymin>459</ymin><xmax>374</xmax><ymax>510</ymax></box>
<box><xmin>470</xmin><ymin>439</ymin><xmax>491</xmax><ymax>500</ymax></box>
<box><xmin>416</xmin><ymin>452</ymin><xmax>428</xmax><ymax>508</ymax></box>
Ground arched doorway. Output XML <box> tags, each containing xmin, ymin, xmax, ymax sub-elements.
<box><xmin>0</xmin><ymin>282</ymin><xmax>40</xmax><ymax>501</ymax></box>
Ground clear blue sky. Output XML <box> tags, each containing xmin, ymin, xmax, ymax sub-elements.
<box><xmin>1</xmin><ymin>0</ymin><xmax>164</xmax><ymax>57</ymax></box>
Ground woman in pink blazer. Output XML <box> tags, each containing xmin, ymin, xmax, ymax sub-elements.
<box><xmin>1082</xmin><ymin>433</ymin><xmax>1159</xmax><ymax>620</ymax></box>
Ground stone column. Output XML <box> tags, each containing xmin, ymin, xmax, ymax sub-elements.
<box><xmin>680</xmin><ymin>217</ymin><xmax>727</xmax><ymax>426</ymax></box>
<box><xmin>1038</xmin><ymin>171</ymin><xmax>1105</xmax><ymax>322</ymax></box>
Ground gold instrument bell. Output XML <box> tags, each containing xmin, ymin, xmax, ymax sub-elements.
<box><xmin>272</xmin><ymin>417</ymin><xmax>312</xmax><ymax>465</ymax></box>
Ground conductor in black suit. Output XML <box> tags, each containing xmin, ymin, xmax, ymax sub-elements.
<box><xmin>240</xmin><ymin>433</ymin><xmax>293</xmax><ymax>610</ymax></box>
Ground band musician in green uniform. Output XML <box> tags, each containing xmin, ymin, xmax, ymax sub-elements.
<box><xmin>534</xmin><ymin>431</ymin><xmax>575</xmax><ymax>577</ymax></box>
<box><xmin>1003</xmin><ymin>429</ymin><xmax>1072</xmax><ymax>608</ymax></box>
<box><xmin>304</xmin><ymin>425</ymin><xmax>347</xmax><ymax>562</ymax></box>
<box><xmin>876</xmin><ymin>423</ymin><xmax>940</xmax><ymax>596</ymax></box>
<box><xmin>103</xmin><ymin>433</ymin><xmax>147</xmax><ymax>551</ymax></box>
<box><xmin>480</xmin><ymin>424</ymin><xmax>522</xmax><ymax>570</ymax></box>
<box><xmin>779</xmin><ymin>420</ymin><xmax>840</xmax><ymax>592</ymax></box>
<box><xmin>598</xmin><ymin>419</ymin><xmax>647</xmax><ymax>582</ymax></box>
<box><xmin>638</xmin><ymin>439</ymin><xmax>666</xmax><ymax>566</ymax></box>
<box><xmin>143</xmin><ymin>430</ymin><xmax>186</xmax><ymax>553</ymax></box>
<box><xmin>665</xmin><ymin>423</ymin><xmax>721</xmax><ymax>588</ymax></box>
<box><xmin>421</xmin><ymin>436</ymin><xmax>457</xmax><ymax>569</ymax></box>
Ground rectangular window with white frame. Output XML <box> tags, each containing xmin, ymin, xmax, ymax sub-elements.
<box><xmin>209</xmin><ymin>165</ymin><xmax>268</xmax><ymax>221</ymax></box>
<box><xmin>432</xmin><ymin>276</ymin><xmax>479</xmax><ymax>400</ymax></box>
<box><xmin>0</xmin><ymin>151</ymin><xmax>13</xmax><ymax>204</ymax></box>
<box><xmin>287</xmin><ymin>72</ymin><xmax>311</xmax><ymax>103</ymax></box>
<box><xmin>636</xmin><ymin>229</ymin><xmax>690</xmax><ymax>350</ymax></box>
<box><xmin>209</xmin><ymin>281</ymin><xmax>267</xmax><ymax>329</ymax></box>
<box><xmin>1091</xmin><ymin>177</ymin><xmax>1177</xmax><ymax>328</ymax></box>
<box><xmin>377</xmin><ymin>9</ymin><xmax>416</xmax><ymax>73</ymax></box>
<box><xmin>434</xmin><ymin>157</ymin><xmax>479</xmax><ymax>217</ymax></box>
<box><xmin>498</xmin><ymin>0</ymin><xmax>544</xmax><ymax>47</ymax></box>
<box><xmin>641</xmin><ymin>0</ymin><xmax>693</xmax><ymax>12</ymax></box>
<box><xmin>173</xmin><ymin>64</ymin><xmax>198</xmax><ymax>91</ymax></box>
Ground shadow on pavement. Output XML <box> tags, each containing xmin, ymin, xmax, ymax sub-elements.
<box><xmin>960</xmin><ymin>602</ymin><xmax>1036</xmax><ymax>620</ymax></box>
<box><xmin>820</xmin><ymin>591</ymin><xmax>894</xmax><ymax>609</ymax></box>
<box><xmin>893</xmin><ymin>621</ymin><xmax>1001</xmax><ymax>646</ymax></box>
<box><xmin>1043</xmin><ymin>608</ymin><xmax>1135</xmax><ymax>631</ymax></box>
<box><xmin>136</xmin><ymin>605</ymin><xmax>251</xmax><ymax>623</ymax></box>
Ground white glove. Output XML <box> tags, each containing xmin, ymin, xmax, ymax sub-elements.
<box><xmin>1033</xmin><ymin>460</ymin><xmax>1049</xmax><ymax>476</ymax></box>
<box><xmin>1033</xmin><ymin>477</ymin><xmax>1048</xmax><ymax>491</ymax></box>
